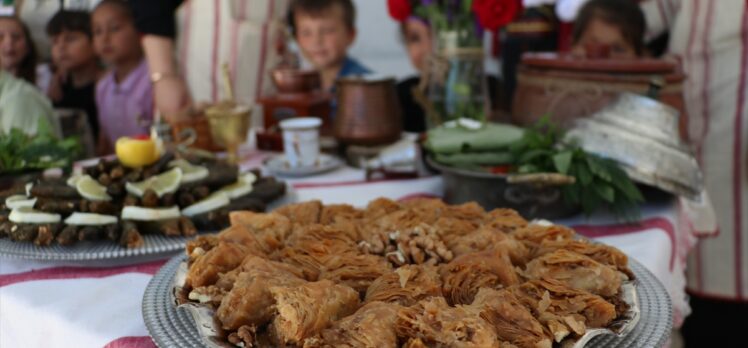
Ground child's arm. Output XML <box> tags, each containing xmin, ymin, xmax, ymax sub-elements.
<box><xmin>47</xmin><ymin>70</ymin><xmax>65</xmax><ymax>104</ymax></box>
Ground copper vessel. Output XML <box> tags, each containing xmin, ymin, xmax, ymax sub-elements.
<box><xmin>271</xmin><ymin>68</ymin><xmax>321</xmax><ymax>94</ymax></box>
<box><xmin>335</xmin><ymin>76</ymin><xmax>402</xmax><ymax>146</ymax></box>
<box><xmin>512</xmin><ymin>53</ymin><xmax>687</xmax><ymax>139</ymax></box>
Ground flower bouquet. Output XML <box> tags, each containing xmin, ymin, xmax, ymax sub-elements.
<box><xmin>388</xmin><ymin>0</ymin><xmax>522</xmax><ymax>128</ymax></box>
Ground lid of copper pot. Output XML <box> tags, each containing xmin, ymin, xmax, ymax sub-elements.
<box><xmin>521</xmin><ymin>52</ymin><xmax>676</xmax><ymax>74</ymax></box>
<box><xmin>338</xmin><ymin>73</ymin><xmax>397</xmax><ymax>84</ymax></box>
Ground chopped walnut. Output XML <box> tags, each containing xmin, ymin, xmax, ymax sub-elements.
<box><xmin>228</xmin><ymin>325</ymin><xmax>258</xmax><ymax>347</ymax></box>
<box><xmin>373</xmin><ymin>223</ymin><xmax>454</xmax><ymax>266</ymax></box>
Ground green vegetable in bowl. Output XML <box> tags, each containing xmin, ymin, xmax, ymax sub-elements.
<box><xmin>0</xmin><ymin>128</ymin><xmax>82</xmax><ymax>173</ymax></box>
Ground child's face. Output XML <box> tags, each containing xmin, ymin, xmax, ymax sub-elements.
<box><xmin>51</xmin><ymin>30</ymin><xmax>97</xmax><ymax>72</ymax></box>
<box><xmin>92</xmin><ymin>4</ymin><xmax>142</xmax><ymax>66</ymax></box>
<box><xmin>294</xmin><ymin>5</ymin><xmax>355</xmax><ymax>71</ymax></box>
<box><xmin>403</xmin><ymin>19</ymin><xmax>432</xmax><ymax>73</ymax></box>
<box><xmin>0</xmin><ymin>19</ymin><xmax>29</xmax><ymax>71</ymax></box>
<box><xmin>573</xmin><ymin>18</ymin><xmax>637</xmax><ymax>59</ymax></box>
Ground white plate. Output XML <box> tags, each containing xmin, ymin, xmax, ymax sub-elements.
<box><xmin>264</xmin><ymin>153</ymin><xmax>343</xmax><ymax>178</ymax></box>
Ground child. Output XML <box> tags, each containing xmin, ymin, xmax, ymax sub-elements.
<box><xmin>0</xmin><ymin>16</ymin><xmax>38</xmax><ymax>85</ymax></box>
<box><xmin>397</xmin><ymin>16</ymin><xmax>432</xmax><ymax>132</ymax></box>
<box><xmin>288</xmin><ymin>0</ymin><xmax>370</xmax><ymax>91</ymax></box>
<box><xmin>46</xmin><ymin>10</ymin><xmax>103</xmax><ymax>141</ymax></box>
<box><xmin>570</xmin><ymin>0</ymin><xmax>646</xmax><ymax>59</ymax></box>
<box><xmin>92</xmin><ymin>0</ymin><xmax>154</xmax><ymax>152</ymax></box>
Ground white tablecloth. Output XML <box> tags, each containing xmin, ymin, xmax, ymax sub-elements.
<box><xmin>0</xmin><ymin>152</ymin><xmax>705</xmax><ymax>347</ymax></box>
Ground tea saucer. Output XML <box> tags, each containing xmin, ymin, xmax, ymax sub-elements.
<box><xmin>264</xmin><ymin>153</ymin><xmax>343</xmax><ymax>177</ymax></box>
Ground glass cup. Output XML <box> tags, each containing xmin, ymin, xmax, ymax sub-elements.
<box><xmin>279</xmin><ymin>117</ymin><xmax>322</xmax><ymax>168</ymax></box>
<box><xmin>205</xmin><ymin>102</ymin><xmax>252</xmax><ymax>164</ymax></box>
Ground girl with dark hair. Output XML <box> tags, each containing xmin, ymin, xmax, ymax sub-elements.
<box><xmin>570</xmin><ymin>0</ymin><xmax>646</xmax><ymax>58</ymax></box>
<box><xmin>0</xmin><ymin>16</ymin><xmax>38</xmax><ymax>85</ymax></box>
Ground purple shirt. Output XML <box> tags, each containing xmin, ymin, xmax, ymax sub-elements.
<box><xmin>96</xmin><ymin>59</ymin><xmax>154</xmax><ymax>145</ymax></box>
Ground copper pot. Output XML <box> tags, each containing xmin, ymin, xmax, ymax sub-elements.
<box><xmin>512</xmin><ymin>53</ymin><xmax>687</xmax><ymax>139</ymax></box>
<box><xmin>335</xmin><ymin>77</ymin><xmax>402</xmax><ymax>146</ymax></box>
<box><xmin>271</xmin><ymin>68</ymin><xmax>321</xmax><ymax>94</ymax></box>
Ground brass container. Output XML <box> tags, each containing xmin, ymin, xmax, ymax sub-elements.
<box><xmin>205</xmin><ymin>102</ymin><xmax>252</xmax><ymax>163</ymax></box>
<box><xmin>271</xmin><ymin>68</ymin><xmax>321</xmax><ymax>94</ymax></box>
<box><xmin>334</xmin><ymin>77</ymin><xmax>403</xmax><ymax>146</ymax></box>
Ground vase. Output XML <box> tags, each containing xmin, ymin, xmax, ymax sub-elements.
<box><xmin>425</xmin><ymin>29</ymin><xmax>488</xmax><ymax>128</ymax></box>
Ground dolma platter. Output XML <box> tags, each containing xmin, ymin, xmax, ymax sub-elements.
<box><xmin>0</xmin><ymin>183</ymin><xmax>295</xmax><ymax>264</ymax></box>
<box><xmin>142</xmin><ymin>253</ymin><xmax>672</xmax><ymax>348</ymax></box>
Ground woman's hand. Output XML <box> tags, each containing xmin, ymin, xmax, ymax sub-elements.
<box><xmin>142</xmin><ymin>35</ymin><xmax>194</xmax><ymax>123</ymax></box>
<box><xmin>153</xmin><ymin>75</ymin><xmax>193</xmax><ymax>123</ymax></box>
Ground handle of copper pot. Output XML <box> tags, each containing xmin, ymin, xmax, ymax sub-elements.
<box><xmin>506</xmin><ymin>173</ymin><xmax>576</xmax><ymax>187</ymax></box>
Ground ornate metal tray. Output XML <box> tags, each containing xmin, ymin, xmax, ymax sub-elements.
<box><xmin>142</xmin><ymin>254</ymin><xmax>672</xmax><ymax>348</ymax></box>
<box><xmin>0</xmin><ymin>234</ymin><xmax>193</xmax><ymax>262</ymax></box>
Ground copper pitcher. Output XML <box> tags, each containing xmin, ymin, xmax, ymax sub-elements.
<box><xmin>334</xmin><ymin>76</ymin><xmax>402</xmax><ymax>146</ymax></box>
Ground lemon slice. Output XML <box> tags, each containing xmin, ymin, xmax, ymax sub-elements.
<box><xmin>216</xmin><ymin>172</ymin><xmax>257</xmax><ymax>199</ymax></box>
<box><xmin>76</xmin><ymin>175</ymin><xmax>112</xmax><ymax>201</ymax></box>
<box><xmin>168</xmin><ymin>159</ymin><xmax>209</xmax><ymax>184</ymax></box>
<box><xmin>65</xmin><ymin>212</ymin><xmax>118</xmax><ymax>226</ymax></box>
<box><xmin>66</xmin><ymin>173</ymin><xmax>83</xmax><ymax>188</ymax></box>
<box><xmin>182</xmin><ymin>192</ymin><xmax>230</xmax><ymax>217</ymax></box>
<box><xmin>125</xmin><ymin>168</ymin><xmax>183</xmax><ymax>198</ymax></box>
<box><xmin>4</xmin><ymin>195</ymin><xmax>37</xmax><ymax>209</ymax></box>
<box><xmin>116</xmin><ymin>136</ymin><xmax>159</xmax><ymax>168</ymax></box>
<box><xmin>121</xmin><ymin>206</ymin><xmax>181</xmax><ymax>221</ymax></box>
<box><xmin>9</xmin><ymin>207</ymin><xmax>61</xmax><ymax>224</ymax></box>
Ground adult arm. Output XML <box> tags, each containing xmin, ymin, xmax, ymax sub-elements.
<box><xmin>128</xmin><ymin>0</ymin><xmax>193</xmax><ymax>122</ymax></box>
<box><xmin>128</xmin><ymin>0</ymin><xmax>184</xmax><ymax>38</ymax></box>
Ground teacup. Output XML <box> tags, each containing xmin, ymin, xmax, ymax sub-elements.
<box><xmin>280</xmin><ymin>117</ymin><xmax>322</xmax><ymax>168</ymax></box>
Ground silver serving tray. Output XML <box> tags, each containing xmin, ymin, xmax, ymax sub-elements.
<box><xmin>0</xmin><ymin>234</ymin><xmax>192</xmax><ymax>263</ymax></box>
<box><xmin>143</xmin><ymin>254</ymin><xmax>672</xmax><ymax>348</ymax></box>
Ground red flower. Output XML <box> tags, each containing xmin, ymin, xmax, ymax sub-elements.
<box><xmin>472</xmin><ymin>0</ymin><xmax>521</xmax><ymax>31</ymax></box>
<box><xmin>387</xmin><ymin>0</ymin><xmax>412</xmax><ymax>22</ymax></box>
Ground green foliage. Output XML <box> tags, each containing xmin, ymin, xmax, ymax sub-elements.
<box><xmin>510</xmin><ymin>118</ymin><xmax>644</xmax><ymax>221</ymax></box>
<box><xmin>0</xmin><ymin>128</ymin><xmax>82</xmax><ymax>173</ymax></box>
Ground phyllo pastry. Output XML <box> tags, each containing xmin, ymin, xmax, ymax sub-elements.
<box><xmin>216</xmin><ymin>256</ymin><xmax>305</xmax><ymax>331</ymax></box>
<box><xmin>534</xmin><ymin>239</ymin><xmax>632</xmax><ymax>278</ymax></box>
<box><xmin>469</xmin><ymin>288</ymin><xmax>552</xmax><ymax>348</ymax></box>
<box><xmin>270</xmin><ymin>279</ymin><xmax>360</xmax><ymax>345</ymax></box>
<box><xmin>365</xmin><ymin>264</ymin><xmax>442</xmax><ymax>306</ymax></box>
<box><xmin>307</xmin><ymin>301</ymin><xmax>400</xmax><ymax>348</ymax></box>
<box><xmin>512</xmin><ymin>278</ymin><xmax>617</xmax><ymax>342</ymax></box>
<box><xmin>440</xmin><ymin>247</ymin><xmax>520</xmax><ymax>305</ymax></box>
<box><xmin>523</xmin><ymin>249</ymin><xmax>622</xmax><ymax>297</ymax></box>
<box><xmin>396</xmin><ymin>297</ymin><xmax>498</xmax><ymax>347</ymax></box>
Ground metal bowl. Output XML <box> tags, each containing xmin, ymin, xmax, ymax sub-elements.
<box><xmin>565</xmin><ymin>93</ymin><xmax>703</xmax><ymax>199</ymax></box>
<box><xmin>426</xmin><ymin>157</ymin><xmax>579</xmax><ymax>220</ymax></box>
<box><xmin>271</xmin><ymin>68</ymin><xmax>321</xmax><ymax>94</ymax></box>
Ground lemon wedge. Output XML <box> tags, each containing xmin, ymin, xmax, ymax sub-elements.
<box><xmin>76</xmin><ymin>175</ymin><xmax>112</xmax><ymax>201</ymax></box>
<box><xmin>4</xmin><ymin>195</ymin><xmax>37</xmax><ymax>209</ymax></box>
<box><xmin>121</xmin><ymin>206</ymin><xmax>181</xmax><ymax>221</ymax></box>
<box><xmin>182</xmin><ymin>192</ymin><xmax>230</xmax><ymax>217</ymax></box>
<box><xmin>168</xmin><ymin>159</ymin><xmax>209</xmax><ymax>184</ymax></box>
<box><xmin>216</xmin><ymin>172</ymin><xmax>257</xmax><ymax>199</ymax></box>
<box><xmin>116</xmin><ymin>136</ymin><xmax>159</xmax><ymax>168</ymax></box>
<box><xmin>125</xmin><ymin>168</ymin><xmax>182</xmax><ymax>198</ymax></box>
<box><xmin>65</xmin><ymin>212</ymin><xmax>118</xmax><ymax>226</ymax></box>
<box><xmin>9</xmin><ymin>207</ymin><xmax>61</xmax><ymax>224</ymax></box>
